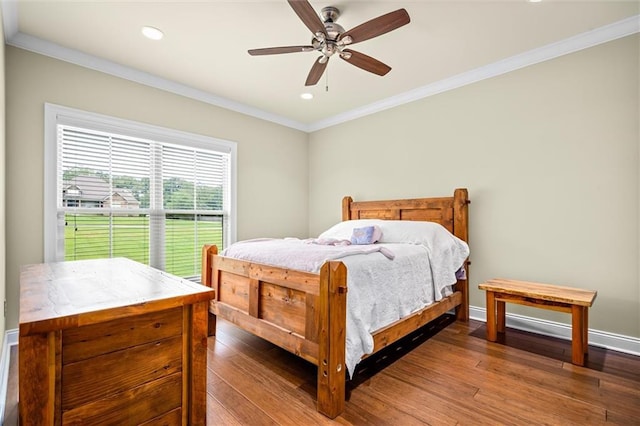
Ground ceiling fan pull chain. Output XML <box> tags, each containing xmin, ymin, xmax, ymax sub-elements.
<box><xmin>325</xmin><ymin>68</ymin><xmax>329</xmax><ymax>92</ymax></box>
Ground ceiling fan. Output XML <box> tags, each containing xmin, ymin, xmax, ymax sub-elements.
<box><xmin>248</xmin><ymin>0</ymin><xmax>411</xmax><ymax>86</ymax></box>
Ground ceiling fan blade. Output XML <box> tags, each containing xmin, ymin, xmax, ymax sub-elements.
<box><xmin>340</xmin><ymin>9</ymin><xmax>410</xmax><ymax>45</ymax></box>
<box><xmin>288</xmin><ymin>0</ymin><xmax>327</xmax><ymax>38</ymax></box>
<box><xmin>340</xmin><ymin>49</ymin><xmax>391</xmax><ymax>76</ymax></box>
<box><xmin>305</xmin><ymin>56</ymin><xmax>328</xmax><ymax>86</ymax></box>
<box><xmin>248</xmin><ymin>46</ymin><xmax>315</xmax><ymax>56</ymax></box>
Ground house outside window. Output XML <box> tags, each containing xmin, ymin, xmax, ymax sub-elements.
<box><xmin>62</xmin><ymin>175</ymin><xmax>141</xmax><ymax>209</ymax></box>
<box><xmin>44</xmin><ymin>103</ymin><xmax>237</xmax><ymax>280</ymax></box>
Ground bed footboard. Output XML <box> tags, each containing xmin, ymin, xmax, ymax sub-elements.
<box><xmin>201</xmin><ymin>244</ymin><xmax>348</xmax><ymax>418</ymax></box>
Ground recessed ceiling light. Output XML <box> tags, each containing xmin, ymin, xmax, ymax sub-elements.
<box><xmin>529</xmin><ymin>0</ymin><xmax>542</xmax><ymax>3</ymax></box>
<box><xmin>142</xmin><ymin>26</ymin><xmax>164</xmax><ymax>40</ymax></box>
<box><xmin>300</xmin><ymin>93</ymin><xmax>313</xmax><ymax>100</ymax></box>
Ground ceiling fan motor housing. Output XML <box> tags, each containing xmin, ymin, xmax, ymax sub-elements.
<box><xmin>324</xmin><ymin>22</ymin><xmax>344</xmax><ymax>40</ymax></box>
<box><xmin>311</xmin><ymin>22</ymin><xmax>345</xmax><ymax>55</ymax></box>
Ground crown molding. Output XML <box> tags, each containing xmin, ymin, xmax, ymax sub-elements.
<box><xmin>2</xmin><ymin>1</ymin><xmax>638</xmax><ymax>134</ymax></box>
<box><xmin>0</xmin><ymin>0</ymin><xmax>17</xmax><ymax>41</ymax></box>
<box><xmin>5</xmin><ymin>32</ymin><xmax>310</xmax><ymax>132</ymax></box>
<box><xmin>308</xmin><ymin>14</ymin><xmax>640</xmax><ymax>132</ymax></box>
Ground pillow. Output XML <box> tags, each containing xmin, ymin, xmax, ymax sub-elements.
<box><xmin>350</xmin><ymin>225</ymin><xmax>382</xmax><ymax>245</ymax></box>
<box><xmin>378</xmin><ymin>219</ymin><xmax>470</xmax><ymax>266</ymax></box>
<box><xmin>319</xmin><ymin>219</ymin><xmax>468</xmax><ymax>255</ymax></box>
<box><xmin>377</xmin><ymin>220</ymin><xmax>451</xmax><ymax>245</ymax></box>
<box><xmin>318</xmin><ymin>219</ymin><xmax>385</xmax><ymax>241</ymax></box>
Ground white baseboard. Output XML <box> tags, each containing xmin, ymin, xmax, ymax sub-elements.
<box><xmin>0</xmin><ymin>329</ymin><xmax>18</xmax><ymax>422</ymax></box>
<box><xmin>469</xmin><ymin>306</ymin><xmax>640</xmax><ymax>356</ymax></box>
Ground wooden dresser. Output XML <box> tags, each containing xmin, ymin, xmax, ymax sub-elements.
<box><xmin>19</xmin><ymin>257</ymin><xmax>214</xmax><ymax>425</ymax></box>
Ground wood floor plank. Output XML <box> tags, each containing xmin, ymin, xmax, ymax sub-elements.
<box><xmin>380</xmin><ymin>356</ymin><xmax>537</xmax><ymax>425</ymax></box>
<box><xmin>471</xmin><ymin>323</ymin><xmax>640</xmax><ymax>382</ymax></box>
<box><xmin>384</xmin><ymin>381</ymin><xmax>518</xmax><ymax>426</ymax></box>
<box><xmin>207</xmin><ymin>327</ymin><xmax>343</xmax><ymax>424</ymax></box>
<box><xmin>344</xmin><ymin>388</ymin><xmax>427</xmax><ymax>426</ymax></box>
<box><xmin>383</xmin><ymin>357</ymin><xmax>480</xmax><ymax>401</ymax></box>
<box><xmin>357</xmin><ymin>373</ymin><xmax>463</xmax><ymax>425</ymax></box>
<box><xmin>400</xmin><ymin>341</ymin><xmax>608</xmax><ymax>424</ymax></box>
<box><xmin>436</xmin><ymin>322</ymin><xmax>640</xmax><ymax>420</ymax></box>
<box><xmin>213</xmin><ymin>319</ymin><xmax>316</xmax><ymax>387</ymax></box>
<box><xmin>471</xmin><ymin>389</ymin><xmax>599</xmax><ymax>426</ymax></box>
<box><xmin>563</xmin><ymin>362</ymin><xmax>640</xmax><ymax>393</ymax></box>
<box><xmin>598</xmin><ymin>377</ymin><xmax>640</xmax><ymax>400</ymax></box>
<box><xmin>439</xmin><ymin>325</ymin><xmax>567</xmax><ymax>370</ymax></box>
<box><xmin>206</xmin><ymin>368</ymin><xmax>278</xmax><ymax>426</ymax></box>
<box><xmin>604</xmin><ymin>408</ymin><xmax>640</xmax><ymax>425</ymax></box>
<box><xmin>206</xmin><ymin>393</ymin><xmax>245</xmax><ymax>426</ymax></box>
<box><xmin>477</xmin><ymin>357</ymin><xmax>637</xmax><ymax>419</ymax></box>
<box><xmin>207</xmin><ymin>343</ymin><xmax>332</xmax><ymax>425</ymax></box>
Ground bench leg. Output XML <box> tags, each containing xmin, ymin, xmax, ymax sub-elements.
<box><xmin>486</xmin><ymin>291</ymin><xmax>497</xmax><ymax>341</ymax></box>
<box><xmin>583</xmin><ymin>307</ymin><xmax>589</xmax><ymax>354</ymax></box>
<box><xmin>497</xmin><ymin>300</ymin><xmax>506</xmax><ymax>333</ymax></box>
<box><xmin>571</xmin><ymin>305</ymin><xmax>587</xmax><ymax>366</ymax></box>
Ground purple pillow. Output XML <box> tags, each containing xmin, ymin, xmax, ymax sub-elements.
<box><xmin>350</xmin><ymin>225</ymin><xmax>382</xmax><ymax>245</ymax></box>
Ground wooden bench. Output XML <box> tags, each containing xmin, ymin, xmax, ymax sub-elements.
<box><xmin>478</xmin><ymin>278</ymin><xmax>597</xmax><ymax>366</ymax></box>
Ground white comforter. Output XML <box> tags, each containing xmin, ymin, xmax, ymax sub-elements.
<box><xmin>221</xmin><ymin>237</ymin><xmax>467</xmax><ymax>376</ymax></box>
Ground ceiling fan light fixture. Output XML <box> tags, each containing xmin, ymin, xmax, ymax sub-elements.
<box><xmin>142</xmin><ymin>26</ymin><xmax>164</xmax><ymax>40</ymax></box>
<box><xmin>339</xmin><ymin>35</ymin><xmax>353</xmax><ymax>45</ymax></box>
<box><xmin>300</xmin><ymin>93</ymin><xmax>314</xmax><ymax>100</ymax></box>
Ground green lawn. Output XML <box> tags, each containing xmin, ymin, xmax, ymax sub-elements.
<box><xmin>64</xmin><ymin>214</ymin><xmax>223</xmax><ymax>277</ymax></box>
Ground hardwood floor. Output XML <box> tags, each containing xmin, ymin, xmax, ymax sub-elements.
<box><xmin>5</xmin><ymin>315</ymin><xmax>640</xmax><ymax>425</ymax></box>
<box><xmin>207</xmin><ymin>316</ymin><xmax>639</xmax><ymax>425</ymax></box>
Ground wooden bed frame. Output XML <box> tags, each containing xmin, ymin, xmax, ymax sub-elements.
<box><xmin>201</xmin><ymin>188</ymin><xmax>470</xmax><ymax>418</ymax></box>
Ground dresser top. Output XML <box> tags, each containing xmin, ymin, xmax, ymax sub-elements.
<box><xmin>19</xmin><ymin>257</ymin><xmax>214</xmax><ymax>335</ymax></box>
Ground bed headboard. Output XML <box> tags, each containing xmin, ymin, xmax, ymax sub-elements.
<box><xmin>341</xmin><ymin>188</ymin><xmax>469</xmax><ymax>243</ymax></box>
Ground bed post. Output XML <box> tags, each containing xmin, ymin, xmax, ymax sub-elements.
<box><xmin>453</xmin><ymin>188</ymin><xmax>470</xmax><ymax>321</ymax></box>
<box><xmin>342</xmin><ymin>196</ymin><xmax>353</xmax><ymax>221</ymax></box>
<box><xmin>317</xmin><ymin>260</ymin><xmax>348</xmax><ymax>419</ymax></box>
<box><xmin>201</xmin><ymin>244</ymin><xmax>218</xmax><ymax>336</ymax></box>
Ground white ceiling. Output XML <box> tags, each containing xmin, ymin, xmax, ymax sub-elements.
<box><xmin>2</xmin><ymin>1</ymin><xmax>639</xmax><ymax>131</ymax></box>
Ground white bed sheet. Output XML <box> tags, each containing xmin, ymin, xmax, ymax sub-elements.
<box><xmin>221</xmin><ymin>238</ymin><xmax>464</xmax><ymax>376</ymax></box>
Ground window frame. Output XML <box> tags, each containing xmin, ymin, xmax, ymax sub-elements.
<box><xmin>44</xmin><ymin>103</ymin><xmax>237</xmax><ymax>268</ymax></box>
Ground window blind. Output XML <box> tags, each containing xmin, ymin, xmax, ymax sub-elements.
<box><xmin>57</xmin><ymin>123</ymin><xmax>230</xmax><ymax>279</ymax></box>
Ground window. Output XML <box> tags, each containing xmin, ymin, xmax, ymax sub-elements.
<box><xmin>44</xmin><ymin>104</ymin><xmax>237</xmax><ymax>280</ymax></box>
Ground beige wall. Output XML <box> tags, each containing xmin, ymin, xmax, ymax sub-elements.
<box><xmin>5</xmin><ymin>46</ymin><xmax>309</xmax><ymax>329</ymax></box>
<box><xmin>309</xmin><ymin>35</ymin><xmax>640</xmax><ymax>338</ymax></box>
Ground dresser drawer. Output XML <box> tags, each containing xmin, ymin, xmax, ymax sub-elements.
<box><xmin>62</xmin><ymin>307</ymin><xmax>183</xmax><ymax>364</ymax></box>
<box><xmin>61</xmin><ymin>334</ymin><xmax>183</xmax><ymax>411</ymax></box>
<box><xmin>61</xmin><ymin>372</ymin><xmax>183</xmax><ymax>425</ymax></box>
